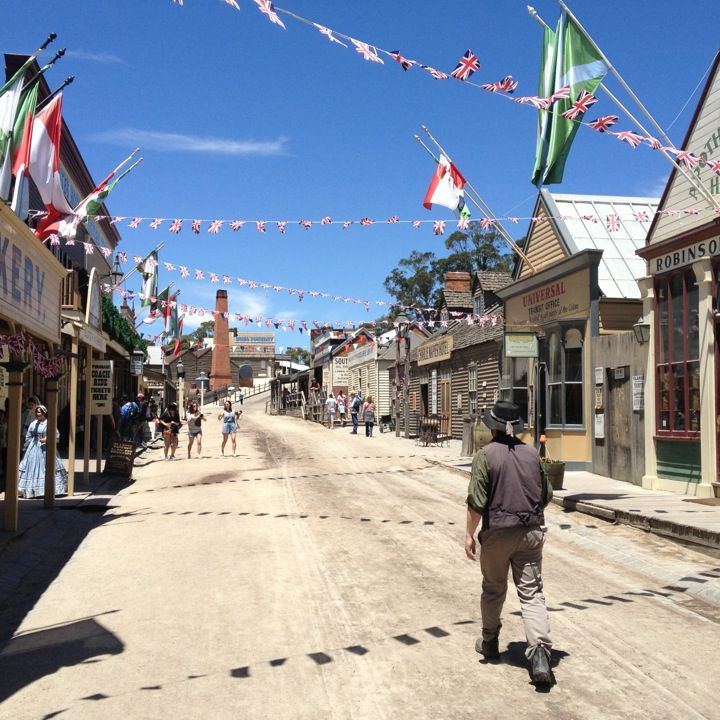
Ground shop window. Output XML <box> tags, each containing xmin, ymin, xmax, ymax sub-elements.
<box><xmin>655</xmin><ymin>270</ymin><xmax>700</xmax><ymax>436</ymax></box>
<box><xmin>468</xmin><ymin>364</ymin><xmax>477</xmax><ymax>415</ymax></box>
<box><xmin>499</xmin><ymin>356</ymin><xmax>529</xmax><ymax>424</ymax></box>
<box><xmin>545</xmin><ymin>325</ymin><xmax>584</xmax><ymax>428</ymax></box>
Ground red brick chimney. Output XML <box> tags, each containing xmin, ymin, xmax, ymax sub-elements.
<box><xmin>444</xmin><ymin>271</ymin><xmax>471</xmax><ymax>292</ymax></box>
<box><xmin>210</xmin><ymin>290</ymin><xmax>232</xmax><ymax>390</ymax></box>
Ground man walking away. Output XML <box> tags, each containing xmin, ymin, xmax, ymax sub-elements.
<box><xmin>349</xmin><ymin>391</ymin><xmax>361</xmax><ymax>434</ymax></box>
<box><xmin>325</xmin><ymin>393</ymin><xmax>337</xmax><ymax>429</ymax></box>
<box><xmin>464</xmin><ymin>401</ymin><xmax>554</xmax><ymax>685</ymax></box>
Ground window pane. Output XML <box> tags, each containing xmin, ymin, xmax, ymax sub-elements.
<box><xmin>548</xmin><ymin>332</ymin><xmax>561</xmax><ymax>383</ymax></box>
<box><xmin>548</xmin><ymin>384</ymin><xmax>562</xmax><ymax>424</ymax></box>
<box><xmin>513</xmin><ymin>357</ymin><xmax>528</xmax><ymax>386</ymax></box>
<box><xmin>688</xmin><ymin>360</ymin><xmax>700</xmax><ymax>432</ymax></box>
<box><xmin>658</xmin><ymin>365</ymin><xmax>670</xmax><ymax>431</ymax></box>
<box><xmin>565</xmin><ymin>384</ymin><xmax>583</xmax><ymax>425</ymax></box>
<box><xmin>565</xmin><ymin>347</ymin><xmax>582</xmax><ymax>383</ymax></box>
<box><xmin>514</xmin><ymin>389</ymin><xmax>529</xmax><ymax>425</ymax></box>
<box><xmin>671</xmin><ymin>274</ymin><xmax>684</xmax><ymax>363</ymax></box>
<box><xmin>686</xmin><ymin>271</ymin><xmax>699</xmax><ymax>362</ymax></box>
<box><xmin>656</xmin><ymin>280</ymin><xmax>669</xmax><ymax>365</ymax></box>
<box><xmin>672</xmin><ymin>364</ymin><xmax>686</xmax><ymax>431</ymax></box>
<box><xmin>499</xmin><ymin>388</ymin><xmax>512</xmax><ymax>401</ymax></box>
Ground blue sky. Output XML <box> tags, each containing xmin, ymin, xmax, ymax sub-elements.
<box><xmin>2</xmin><ymin>1</ymin><xmax>717</xmax><ymax>349</ymax></box>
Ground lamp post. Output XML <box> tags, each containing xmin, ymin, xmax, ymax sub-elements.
<box><xmin>394</xmin><ymin>314</ymin><xmax>409</xmax><ymax>437</ymax></box>
<box><xmin>196</xmin><ymin>370</ymin><xmax>209</xmax><ymax>409</ymax></box>
<box><xmin>176</xmin><ymin>359</ymin><xmax>186</xmax><ymax>418</ymax></box>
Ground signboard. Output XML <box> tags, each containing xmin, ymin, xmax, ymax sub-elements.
<box><xmin>347</xmin><ymin>343</ymin><xmax>377</xmax><ymax>367</ymax></box>
<box><xmin>90</xmin><ymin>360</ymin><xmax>114</xmax><ymax>415</ymax></box>
<box><xmin>594</xmin><ymin>412</ymin><xmax>605</xmax><ymax>440</ymax></box>
<box><xmin>0</xmin><ymin>205</ymin><xmax>66</xmax><ymax>343</ymax></box>
<box><xmin>79</xmin><ymin>323</ymin><xmax>106</xmax><ymax>352</ymax></box>
<box><xmin>594</xmin><ymin>387</ymin><xmax>604</xmax><ymax>410</ymax></box>
<box><xmin>614</xmin><ymin>367</ymin><xmax>626</xmax><ymax>380</ymax></box>
<box><xmin>103</xmin><ymin>440</ymin><xmax>136</xmax><ymax>477</ymax></box>
<box><xmin>417</xmin><ymin>335</ymin><xmax>453</xmax><ymax>366</ymax></box>
<box><xmin>595</xmin><ymin>367</ymin><xmax>604</xmax><ymax>385</ymax></box>
<box><xmin>129</xmin><ymin>357</ymin><xmax>143</xmax><ymax>376</ymax></box>
<box><xmin>632</xmin><ymin>375</ymin><xmax>645</xmax><ymax>411</ymax></box>
<box><xmin>648</xmin><ymin>236</ymin><xmax>720</xmax><ymax>275</ymax></box>
<box><xmin>333</xmin><ymin>356</ymin><xmax>349</xmax><ymax>386</ymax></box>
<box><xmin>505</xmin><ymin>333</ymin><xmax>538</xmax><ymax>358</ymax></box>
<box><xmin>85</xmin><ymin>267</ymin><xmax>102</xmax><ymax>330</ymax></box>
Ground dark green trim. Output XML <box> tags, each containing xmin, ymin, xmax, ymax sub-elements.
<box><xmin>656</xmin><ymin>439</ymin><xmax>701</xmax><ymax>484</ymax></box>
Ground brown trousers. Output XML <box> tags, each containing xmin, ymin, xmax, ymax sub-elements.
<box><xmin>480</xmin><ymin>526</ymin><xmax>552</xmax><ymax>658</ymax></box>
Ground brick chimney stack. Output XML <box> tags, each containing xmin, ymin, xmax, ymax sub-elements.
<box><xmin>444</xmin><ymin>271</ymin><xmax>472</xmax><ymax>292</ymax></box>
<box><xmin>210</xmin><ymin>290</ymin><xmax>232</xmax><ymax>390</ymax></box>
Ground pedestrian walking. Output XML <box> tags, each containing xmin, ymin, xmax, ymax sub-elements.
<box><xmin>18</xmin><ymin>404</ymin><xmax>68</xmax><ymax>498</ymax></box>
<box><xmin>134</xmin><ymin>393</ymin><xmax>148</xmax><ymax>444</ymax></box>
<box><xmin>238</xmin><ymin>390</ymin><xmax>244</xmax><ymax>406</ymax></box>
<box><xmin>464</xmin><ymin>400</ymin><xmax>554</xmax><ymax>685</ymax></box>
<box><xmin>362</xmin><ymin>396</ymin><xmax>376</xmax><ymax>437</ymax></box>
<box><xmin>147</xmin><ymin>399</ymin><xmax>159</xmax><ymax>442</ymax></box>
<box><xmin>336</xmin><ymin>391</ymin><xmax>347</xmax><ymax>427</ymax></box>
<box><xmin>349</xmin><ymin>391</ymin><xmax>361</xmax><ymax>434</ymax></box>
<box><xmin>159</xmin><ymin>402</ymin><xmax>182</xmax><ymax>461</ymax></box>
<box><xmin>325</xmin><ymin>393</ymin><xmax>337</xmax><ymax>429</ymax></box>
<box><xmin>118</xmin><ymin>395</ymin><xmax>140</xmax><ymax>442</ymax></box>
<box><xmin>186</xmin><ymin>401</ymin><xmax>205</xmax><ymax>458</ymax></box>
<box><xmin>218</xmin><ymin>400</ymin><xmax>241</xmax><ymax>456</ymax></box>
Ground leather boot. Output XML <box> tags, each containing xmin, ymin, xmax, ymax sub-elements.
<box><xmin>474</xmin><ymin>636</ymin><xmax>499</xmax><ymax>659</ymax></box>
<box><xmin>531</xmin><ymin>646</ymin><xmax>551</xmax><ymax>684</ymax></box>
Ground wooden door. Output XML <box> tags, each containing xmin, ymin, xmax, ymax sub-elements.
<box><xmin>607</xmin><ymin>368</ymin><xmax>635</xmax><ymax>484</ymax></box>
<box><xmin>440</xmin><ymin>379</ymin><xmax>452</xmax><ymax>427</ymax></box>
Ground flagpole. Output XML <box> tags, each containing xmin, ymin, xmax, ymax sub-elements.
<box><xmin>116</xmin><ymin>241</ymin><xmax>165</xmax><ymax>287</ymax></box>
<box><xmin>35</xmin><ymin>76</ymin><xmax>74</xmax><ymax>111</ymax></box>
<box><xmin>418</xmin><ymin>126</ymin><xmax>537</xmax><ymax>272</ymax></box>
<box><xmin>550</xmin><ymin>1</ymin><xmax>720</xmax><ymax>211</ymax></box>
<box><xmin>135</xmin><ymin>281</ymin><xmax>174</xmax><ymax>330</ymax></box>
<box><xmin>22</xmin><ymin>48</ymin><xmax>66</xmax><ymax>88</ymax></box>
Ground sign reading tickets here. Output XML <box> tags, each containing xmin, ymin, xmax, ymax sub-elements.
<box><xmin>90</xmin><ymin>360</ymin><xmax>114</xmax><ymax>415</ymax></box>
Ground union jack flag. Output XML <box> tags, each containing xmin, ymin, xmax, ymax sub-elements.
<box><xmin>482</xmin><ymin>76</ymin><xmax>518</xmax><ymax>93</ymax></box>
<box><xmin>83</xmin><ymin>242</ymin><xmax>94</xmax><ymax>255</ymax></box>
<box><xmin>224</xmin><ymin>0</ymin><xmax>239</xmax><ymax>8</ymax></box>
<box><xmin>614</xmin><ymin>130</ymin><xmax>644</xmax><ymax>148</ymax></box>
<box><xmin>515</xmin><ymin>96</ymin><xmax>550</xmax><ymax>109</ymax></box>
<box><xmin>195</xmin><ymin>270</ymin><xmax>205</xmax><ymax>280</ymax></box>
<box><xmin>421</xmin><ymin>65</ymin><xmax>448</xmax><ymax>80</ymax></box>
<box><xmin>684</xmin><ymin>208</ymin><xmax>700</xmax><ymax>216</ymax></box>
<box><xmin>313</xmin><ymin>23</ymin><xmax>347</xmax><ymax>47</ymax></box>
<box><xmin>588</xmin><ymin>115</ymin><xmax>619</xmax><ymax>133</ymax></box>
<box><xmin>606</xmin><ymin>214</ymin><xmax>620</xmax><ymax>232</ymax></box>
<box><xmin>561</xmin><ymin>91</ymin><xmax>598</xmax><ymax>120</ymax></box>
<box><xmin>230</xmin><ymin>220</ymin><xmax>245</xmax><ymax>231</ymax></box>
<box><xmin>481</xmin><ymin>218</ymin><xmax>493</xmax><ymax>230</ymax></box>
<box><xmin>208</xmin><ymin>220</ymin><xmax>224</xmax><ymax>234</ymax></box>
<box><xmin>457</xmin><ymin>217</ymin><xmax>469</xmax><ymax>230</ymax></box>
<box><xmin>450</xmin><ymin>50</ymin><xmax>480</xmax><ymax>81</ymax></box>
<box><xmin>256</xmin><ymin>221</ymin><xmax>266</xmax><ymax>233</ymax></box>
<box><xmin>548</xmin><ymin>86</ymin><xmax>570</xmax><ymax>103</ymax></box>
<box><xmin>676</xmin><ymin>150</ymin><xmax>699</xmax><ymax>169</ymax></box>
<box><xmin>180</xmin><ymin>266</ymin><xmax>189</xmax><ymax>278</ymax></box>
<box><xmin>254</xmin><ymin>0</ymin><xmax>285</xmax><ymax>29</ymax></box>
<box><xmin>238</xmin><ymin>278</ymin><xmax>248</xmax><ymax>286</ymax></box>
<box><xmin>101</xmin><ymin>247</ymin><xmax>112</xmax><ymax>258</ymax></box>
<box><xmin>191</xmin><ymin>219</ymin><xmax>202</xmax><ymax>234</ymax></box>
<box><xmin>118</xmin><ymin>251</ymin><xmax>127</xmax><ymax>263</ymax></box>
<box><xmin>352</xmin><ymin>40</ymin><xmax>383</xmax><ymax>64</ymax></box>
<box><xmin>433</xmin><ymin>220</ymin><xmax>445</xmax><ymax>235</ymax></box>
<box><xmin>709</xmin><ymin>160</ymin><xmax>720</xmax><ymax>176</ymax></box>
<box><xmin>359</xmin><ymin>217</ymin><xmax>374</xmax><ymax>226</ymax></box>
<box><xmin>163</xmin><ymin>262</ymin><xmax>176</xmax><ymax>271</ymax></box>
<box><xmin>389</xmin><ymin>50</ymin><xmax>412</xmax><ymax>71</ymax></box>
<box><xmin>321</xmin><ymin>216</ymin><xmax>332</xmax><ymax>225</ymax></box>
<box><xmin>633</xmin><ymin>211</ymin><xmax>650</xmax><ymax>223</ymax></box>
<box><xmin>110</xmin><ymin>217</ymin><xmax>125</xmax><ymax>225</ymax></box>
<box><xmin>532</xmin><ymin>216</ymin><xmax>547</xmax><ymax>225</ymax></box>
<box><xmin>388</xmin><ymin>216</ymin><xmax>399</xmax><ymax>224</ymax></box>
<box><xmin>169</xmin><ymin>218</ymin><xmax>183</xmax><ymax>233</ymax></box>
<box><xmin>508</xmin><ymin>217</ymin><xmax>519</xmax><ymax>224</ymax></box>
<box><xmin>581</xmin><ymin>214</ymin><xmax>599</xmax><ymax>223</ymax></box>
<box><xmin>342</xmin><ymin>221</ymin><xmax>352</xmax><ymax>230</ymax></box>
<box><xmin>277</xmin><ymin>221</ymin><xmax>286</xmax><ymax>234</ymax></box>
<box><xmin>64</xmin><ymin>237</ymin><xmax>75</xmax><ymax>246</ymax></box>
<box><xmin>149</xmin><ymin>218</ymin><xmax>164</xmax><ymax>229</ymax></box>
<box><xmin>412</xmin><ymin>220</ymin><xmax>422</xmax><ymax>228</ymax></box>
<box><xmin>132</xmin><ymin>256</ymin><xmax>143</xmax><ymax>264</ymax></box>
<box><xmin>644</xmin><ymin>136</ymin><xmax>662</xmax><ymax>150</ymax></box>
<box><xmin>210</xmin><ymin>273</ymin><xmax>219</xmax><ymax>283</ymax></box>
<box><xmin>273</xmin><ymin>285</ymin><xmax>282</xmax><ymax>293</ymax></box>
<box><xmin>300</xmin><ymin>220</ymin><xmax>312</xmax><ymax>229</ymax></box>
<box><xmin>129</xmin><ymin>217</ymin><xmax>142</xmax><ymax>229</ymax></box>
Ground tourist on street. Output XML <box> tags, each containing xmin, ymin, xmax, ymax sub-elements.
<box><xmin>218</xmin><ymin>400</ymin><xmax>240</xmax><ymax>456</ymax></box>
<box><xmin>336</xmin><ymin>390</ymin><xmax>347</xmax><ymax>427</ymax></box>
<box><xmin>20</xmin><ymin>396</ymin><xmax>40</xmax><ymax>454</ymax></box>
<box><xmin>18</xmin><ymin>404</ymin><xmax>68</xmax><ymax>498</ymax></box>
<box><xmin>134</xmin><ymin>393</ymin><xmax>148</xmax><ymax>444</ymax></box>
<box><xmin>325</xmin><ymin>392</ymin><xmax>337</xmax><ymax>429</ymax></box>
<box><xmin>362</xmin><ymin>395</ymin><xmax>376</xmax><ymax>437</ymax></box>
<box><xmin>238</xmin><ymin>390</ymin><xmax>244</xmax><ymax>406</ymax></box>
<box><xmin>349</xmin><ymin>391</ymin><xmax>361</xmax><ymax>434</ymax></box>
<box><xmin>147</xmin><ymin>399</ymin><xmax>159</xmax><ymax>442</ymax></box>
<box><xmin>186</xmin><ymin>401</ymin><xmax>205</xmax><ymax>458</ymax></box>
<box><xmin>159</xmin><ymin>402</ymin><xmax>182</xmax><ymax>461</ymax></box>
<box><xmin>465</xmin><ymin>400</ymin><xmax>553</xmax><ymax>685</ymax></box>
<box><xmin>118</xmin><ymin>395</ymin><xmax>140</xmax><ymax>442</ymax></box>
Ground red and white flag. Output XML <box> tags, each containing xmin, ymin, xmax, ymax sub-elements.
<box><xmin>423</xmin><ymin>154</ymin><xmax>466</xmax><ymax>211</ymax></box>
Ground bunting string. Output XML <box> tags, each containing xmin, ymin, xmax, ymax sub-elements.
<box><xmin>0</xmin><ymin>330</ymin><xmax>64</xmax><ymax>378</ymax></box>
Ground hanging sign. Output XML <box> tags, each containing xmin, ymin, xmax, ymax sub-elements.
<box><xmin>594</xmin><ymin>412</ymin><xmax>605</xmax><ymax>440</ymax></box>
<box><xmin>632</xmin><ymin>375</ymin><xmax>645</xmax><ymax>411</ymax></box>
<box><xmin>90</xmin><ymin>360</ymin><xmax>114</xmax><ymax>415</ymax></box>
<box><xmin>595</xmin><ymin>367</ymin><xmax>604</xmax><ymax>385</ymax></box>
<box><xmin>505</xmin><ymin>333</ymin><xmax>538</xmax><ymax>358</ymax></box>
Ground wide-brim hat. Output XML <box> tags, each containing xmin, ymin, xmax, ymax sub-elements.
<box><xmin>481</xmin><ymin>400</ymin><xmax>525</xmax><ymax>435</ymax></box>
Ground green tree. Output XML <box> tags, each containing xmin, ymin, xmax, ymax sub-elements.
<box><xmin>434</xmin><ymin>223</ymin><xmax>513</xmax><ymax>277</ymax></box>
<box><xmin>287</xmin><ymin>346</ymin><xmax>312</xmax><ymax>366</ymax></box>
<box><xmin>382</xmin><ymin>250</ymin><xmax>438</xmax><ymax>321</ymax></box>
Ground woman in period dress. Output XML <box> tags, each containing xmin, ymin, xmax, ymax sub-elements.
<box><xmin>18</xmin><ymin>404</ymin><xmax>68</xmax><ymax>498</ymax></box>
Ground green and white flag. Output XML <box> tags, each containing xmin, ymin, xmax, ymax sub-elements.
<box><xmin>531</xmin><ymin>11</ymin><xmax>608</xmax><ymax>186</ymax></box>
<box><xmin>139</xmin><ymin>251</ymin><xmax>159</xmax><ymax>308</ymax></box>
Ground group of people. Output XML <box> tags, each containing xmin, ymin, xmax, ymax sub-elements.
<box><xmin>325</xmin><ymin>390</ymin><xmax>376</xmax><ymax>437</ymax></box>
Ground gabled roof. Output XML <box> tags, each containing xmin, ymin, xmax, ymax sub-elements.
<box><xmin>441</xmin><ymin>289</ymin><xmax>473</xmax><ymax>311</ymax></box>
<box><xmin>472</xmin><ymin>270</ymin><xmax>512</xmax><ymax>294</ymax></box>
<box><xmin>538</xmin><ymin>190</ymin><xmax>659</xmax><ymax>300</ymax></box>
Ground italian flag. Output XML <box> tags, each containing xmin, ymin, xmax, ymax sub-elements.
<box><xmin>423</xmin><ymin>154</ymin><xmax>466</xmax><ymax>212</ymax></box>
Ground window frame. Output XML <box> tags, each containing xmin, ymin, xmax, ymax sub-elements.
<box><xmin>498</xmin><ymin>353</ymin><xmax>530</xmax><ymax>426</ymax></box>
<box><xmin>468</xmin><ymin>363</ymin><xmax>477</xmax><ymax>415</ymax></box>
<box><xmin>543</xmin><ymin>322</ymin><xmax>586</xmax><ymax>430</ymax></box>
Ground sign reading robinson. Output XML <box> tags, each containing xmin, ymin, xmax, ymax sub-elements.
<box><xmin>417</xmin><ymin>335</ymin><xmax>453</xmax><ymax>366</ymax></box>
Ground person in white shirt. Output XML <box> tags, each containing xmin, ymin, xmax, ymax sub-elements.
<box><xmin>325</xmin><ymin>393</ymin><xmax>337</xmax><ymax>429</ymax></box>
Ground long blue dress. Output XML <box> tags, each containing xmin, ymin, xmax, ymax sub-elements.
<box><xmin>18</xmin><ymin>420</ymin><xmax>68</xmax><ymax>498</ymax></box>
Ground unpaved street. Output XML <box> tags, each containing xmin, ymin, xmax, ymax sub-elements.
<box><xmin>1</xmin><ymin>395</ymin><xmax>719</xmax><ymax>719</ymax></box>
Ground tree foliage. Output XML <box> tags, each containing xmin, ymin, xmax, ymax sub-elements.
<box><xmin>286</xmin><ymin>346</ymin><xmax>312</xmax><ymax>365</ymax></box>
<box><xmin>102</xmin><ymin>295</ymin><xmax>147</xmax><ymax>354</ymax></box>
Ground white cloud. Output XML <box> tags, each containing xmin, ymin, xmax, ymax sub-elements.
<box><xmin>90</xmin><ymin>128</ymin><xmax>289</xmax><ymax>156</ymax></box>
<box><xmin>66</xmin><ymin>50</ymin><xmax>125</xmax><ymax>64</ymax></box>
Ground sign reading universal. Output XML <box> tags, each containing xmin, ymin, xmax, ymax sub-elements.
<box><xmin>649</xmin><ymin>236</ymin><xmax>720</xmax><ymax>274</ymax></box>
<box><xmin>417</xmin><ymin>335</ymin><xmax>453</xmax><ymax>366</ymax></box>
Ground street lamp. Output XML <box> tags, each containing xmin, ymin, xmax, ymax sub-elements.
<box><xmin>394</xmin><ymin>314</ymin><xmax>410</xmax><ymax>437</ymax></box>
<box><xmin>632</xmin><ymin>319</ymin><xmax>651</xmax><ymax>345</ymax></box>
<box><xmin>108</xmin><ymin>255</ymin><xmax>123</xmax><ymax>287</ymax></box>
<box><xmin>176</xmin><ymin>359</ymin><xmax>186</xmax><ymax>418</ymax></box>
<box><xmin>195</xmin><ymin>369</ymin><xmax>209</xmax><ymax>408</ymax></box>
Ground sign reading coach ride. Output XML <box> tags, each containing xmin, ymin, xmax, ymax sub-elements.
<box><xmin>104</xmin><ymin>440</ymin><xmax>136</xmax><ymax>478</ymax></box>
<box><xmin>90</xmin><ymin>360</ymin><xmax>114</xmax><ymax>414</ymax></box>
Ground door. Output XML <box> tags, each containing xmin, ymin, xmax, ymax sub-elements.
<box><xmin>535</xmin><ymin>363</ymin><xmax>547</xmax><ymax>447</ymax></box>
<box><xmin>606</xmin><ymin>367</ymin><xmax>635</xmax><ymax>484</ymax></box>
<box><xmin>440</xmin><ymin>379</ymin><xmax>452</xmax><ymax>428</ymax></box>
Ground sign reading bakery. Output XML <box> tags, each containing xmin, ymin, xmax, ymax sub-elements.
<box><xmin>505</xmin><ymin>268</ymin><xmax>589</xmax><ymax>328</ymax></box>
<box><xmin>0</xmin><ymin>205</ymin><xmax>66</xmax><ymax>343</ymax></box>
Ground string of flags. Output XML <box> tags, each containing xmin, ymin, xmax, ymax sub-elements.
<box><xmin>102</xmin><ymin>284</ymin><xmax>501</xmax><ymax>335</ymax></box>
<box><xmin>166</xmin><ymin>1</ymin><xmax>720</xmax><ymax>179</ymax></box>
<box><xmin>0</xmin><ymin>330</ymin><xmax>64</xmax><ymax>378</ymax></box>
